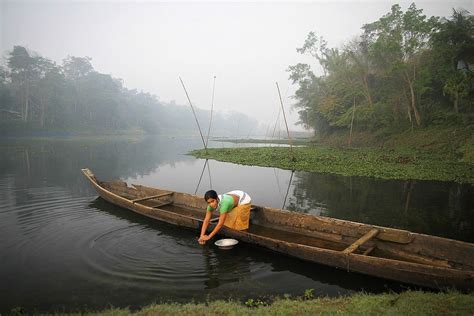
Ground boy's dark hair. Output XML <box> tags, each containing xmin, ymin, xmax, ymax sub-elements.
<box><xmin>204</xmin><ymin>190</ymin><xmax>218</xmax><ymax>201</ymax></box>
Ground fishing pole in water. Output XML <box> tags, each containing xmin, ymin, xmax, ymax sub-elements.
<box><xmin>179</xmin><ymin>76</ymin><xmax>208</xmax><ymax>153</ymax></box>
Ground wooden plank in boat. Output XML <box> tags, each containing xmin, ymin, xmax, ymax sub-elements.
<box><xmin>378</xmin><ymin>247</ymin><xmax>452</xmax><ymax>268</ymax></box>
<box><xmin>150</xmin><ymin>201</ymin><xmax>173</xmax><ymax>208</ymax></box>
<box><xmin>261</xmin><ymin>207</ymin><xmax>414</xmax><ymax>244</ymax></box>
<box><xmin>108</xmin><ymin>180</ymin><xmax>127</xmax><ymax>188</ymax></box>
<box><xmin>374</xmin><ymin>228</ymin><xmax>414</xmax><ymax>244</ymax></box>
<box><xmin>363</xmin><ymin>246</ymin><xmax>375</xmax><ymax>256</ymax></box>
<box><xmin>251</xmin><ymin>219</ymin><xmax>344</xmax><ymax>243</ymax></box>
<box><xmin>343</xmin><ymin>228</ymin><xmax>379</xmax><ymax>254</ymax></box>
<box><xmin>132</xmin><ymin>192</ymin><xmax>173</xmax><ymax>203</ymax></box>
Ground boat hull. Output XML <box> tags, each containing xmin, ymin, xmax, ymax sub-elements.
<box><xmin>82</xmin><ymin>168</ymin><xmax>474</xmax><ymax>290</ymax></box>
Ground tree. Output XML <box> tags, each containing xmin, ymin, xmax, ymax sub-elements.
<box><xmin>35</xmin><ymin>62</ymin><xmax>66</xmax><ymax>127</ymax></box>
<box><xmin>0</xmin><ymin>66</ymin><xmax>14</xmax><ymax>112</ymax></box>
<box><xmin>288</xmin><ymin>61</ymin><xmax>335</xmax><ymax>134</ymax></box>
<box><xmin>296</xmin><ymin>32</ymin><xmax>329</xmax><ymax>76</ymax></box>
<box><xmin>289</xmin><ymin>34</ymin><xmax>375</xmax><ymax>134</ymax></box>
<box><xmin>62</xmin><ymin>56</ymin><xmax>93</xmax><ymax>80</ymax></box>
<box><xmin>431</xmin><ymin>9</ymin><xmax>474</xmax><ymax>113</ymax></box>
<box><xmin>78</xmin><ymin>72</ymin><xmax>121</xmax><ymax>128</ymax></box>
<box><xmin>345</xmin><ymin>38</ymin><xmax>374</xmax><ymax>108</ymax></box>
<box><xmin>363</xmin><ymin>3</ymin><xmax>438</xmax><ymax>126</ymax></box>
<box><xmin>62</xmin><ymin>56</ymin><xmax>94</xmax><ymax>115</ymax></box>
<box><xmin>7</xmin><ymin>46</ymin><xmax>37</xmax><ymax>122</ymax></box>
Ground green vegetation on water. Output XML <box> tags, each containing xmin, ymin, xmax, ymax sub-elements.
<box><xmin>211</xmin><ymin>137</ymin><xmax>310</xmax><ymax>146</ymax></box>
<box><xmin>191</xmin><ymin>145</ymin><xmax>473</xmax><ymax>184</ymax></box>
<box><xmin>22</xmin><ymin>291</ymin><xmax>473</xmax><ymax>315</ymax></box>
<box><xmin>190</xmin><ymin>127</ymin><xmax>474</xmax><ymax>184</ymax></box>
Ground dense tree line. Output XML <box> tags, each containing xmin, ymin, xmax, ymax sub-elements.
<box><xmin>288</xmin><ymin>5</ymin><xmax>473</xmax><ymax>137</ymax></box>
<box><xmin>0</xmin><ymin>47</ymin><xmax>259</xmax><ymax>136</ymax></box>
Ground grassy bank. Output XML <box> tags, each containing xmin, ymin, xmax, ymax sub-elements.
<box><xmin>31</xmin><ymin>291</ymin><xmax>473</xmax><ymax>315</ymax></box>
<box><xmin>191</xmin><ymin>127</ymin><xmax>474</xmax><ymax>184</ymax></box>
<box><xmin>311</xmin><ymin>126</ymin><xmax>474</xmax><ymax>162</ymax></box>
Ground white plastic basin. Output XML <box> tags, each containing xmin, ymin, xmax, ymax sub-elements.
<box><xmin>214</xmin><ymin>238</ymin><xmax>239</xmax><ymax>250</ymax></box>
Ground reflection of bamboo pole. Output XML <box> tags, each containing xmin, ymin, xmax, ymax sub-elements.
<box><xmin>273</xmin><ymin>168</ymin><xmax>283</xmax><ymax>196</ymax></box>
<box><xmin>404</xmin><ymin>181</ymin><xmax>415</xmax><ymax>216</ymax></box>
<box><xmin>282</xmin><ymin>170</ymin><xmax>294</xmax><ymax>209</ymax></box>
<box><xmin>24</xmin><ymin>148</ymin><xmax>31</xmax><ymax>177</ymax></box>
<box><xmin>195</xmin><ymin>159</ymin><xmax>209</xmax><ymax>194</ymax></box>
<box><xmin>349</xmin><ymin>96</ymin><xmax>356</xmax><ymax>147</ymax></box>
<box><xmin>276</xmin><ymin>82</ymin><xmax>295</xmax><ymax>161</ymax></box>
<box><xmin>179</xmin><ymin>77</ymin><xmax>208</xmax><ymax>153</ymax></box>
<box><xmin>207</xmin><ymin>160</ymin><xmax>212</xmax><ymax>189</ymax></box>
<box><xmin>349</xmin><ymin>176</ymin><xmax>353</xmax><ymax>201</ymax></box>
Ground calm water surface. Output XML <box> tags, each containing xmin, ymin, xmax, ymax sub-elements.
<box><xmin>0</xmin><ymin>136</ymin><xmax>472</xmax><ymax>313</ymax></box>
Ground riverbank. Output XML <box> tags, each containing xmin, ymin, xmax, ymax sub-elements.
<box><xmin>23</xmin><ymin>291</ymin><xmax>472</xmax><ymax>315</ymax></box>
<box><xmin>190</xmin><ymin>127</ymin><xmax>474</xmax><ymax>184</ymax></box>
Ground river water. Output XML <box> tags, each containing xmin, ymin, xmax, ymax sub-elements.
<box><xmin>0</xmin><ymin>136</ymin><xmax>472</xmax><ymax>313</ymax></box>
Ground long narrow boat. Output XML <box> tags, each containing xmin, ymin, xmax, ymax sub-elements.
<box><xmin>82</xmin><ymin>168</ymin><xmax>474</xmax><ymax>290</ymax></box>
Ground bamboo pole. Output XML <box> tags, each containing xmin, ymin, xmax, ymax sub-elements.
<box><xmin>179</xmin><ymin>77</ymin><xmax>208</xmax><ymax>153</ymax></box>
<box><xmin>276</xmin><ymin>82</ymin><xmax>295</xmax><ymax>161</ymax></box>
<box><xmin>205</xmin><ymin>76</ymin><xmax>216</xmax><ymax>148</ymax></box>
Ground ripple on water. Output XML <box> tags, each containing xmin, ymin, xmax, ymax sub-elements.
<box><xmin>0</xmin><ymin>183</ymin><xmax>323</xmax><ymax>302</ymax></box>
<box><xmin>80</xmin><ymin>223</ymin><xmax>208</xmax><ymax>282</ymax></box>
<box><xmin>1</xmin><ymin>183</ymin><xmax>271</xmax><ymax>294</ymax></box>
<box><xmin>75</xmin><ymin>214</ymin><xmax>275</xmax><ymax>292</ymax></box>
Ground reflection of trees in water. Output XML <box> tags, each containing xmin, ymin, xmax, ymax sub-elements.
<box><xmin>287</xmin><ymin>172</ymin><xmax>474</xmax><ymax>242</ymax></box>
<box><xmin>0</xmin><ymin>136</ymin><xmax>197</xmax><ymax>195</ymax></box>
<box><xmin>0</xmin><ymin>136</ymin><xmax>198</xmax><ymax>234</ymax></box>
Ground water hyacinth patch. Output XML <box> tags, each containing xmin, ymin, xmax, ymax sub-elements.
<box><xmin>189</xmin><ymin>146</ymin><xmax>474</xmax><ymax>184</ymax></box>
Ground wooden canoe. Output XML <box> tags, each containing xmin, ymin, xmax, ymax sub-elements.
<box><xmin>81</xmin><ymin>168</ymin><xmax>474</xmax><ymax>290</ymax></box>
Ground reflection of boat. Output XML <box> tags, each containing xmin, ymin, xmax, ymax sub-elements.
<box><xmin>82</xmin><ymin>168</ymin><xmax>474</xmax><ymax>290</ymax></box>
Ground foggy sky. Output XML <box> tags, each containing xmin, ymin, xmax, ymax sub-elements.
<box><xmin>1</xmin><ymin>0</ymin><xmax>471</xmax><ymax>130</ymax></box>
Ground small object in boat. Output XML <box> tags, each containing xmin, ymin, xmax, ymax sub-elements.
<box><xmin>215</xmin><ymin>238</ymin><xmax>238</xmax><ymax>250</ymax></box>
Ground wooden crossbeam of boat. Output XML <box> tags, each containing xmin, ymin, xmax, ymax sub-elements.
<box><xmin>373</xmin><ymin>228</ymin><xmax>413</xmax><ymax>244</ymax></box>
<box><xmin>150</xmin><ymin>201</ymin><xmax>173</xmax><ymax>208</ymax></box>
<box><xmin>362</xmin><ymin>246</ymin><xmax>375</xmax><ymax>256</ymax></box>
<box><xmin>381</xmin><ymin>248</ymin><xmax>452</xmax><ymax>268</ymax></box>
<box><xmin>343</xmin><ymin>228</ymin><xmax>379</xmax><ymax>254</ymax></box>
<box><xmin>132</xmin><ymin>192</ymin><xmax>173</xmax><ymax>203</ymax></box>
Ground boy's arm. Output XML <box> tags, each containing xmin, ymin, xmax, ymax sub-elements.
<box><xmin>200</xmin><ymin>210</ymin><xmax>212</xmax><ymax>238</ymax></box>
